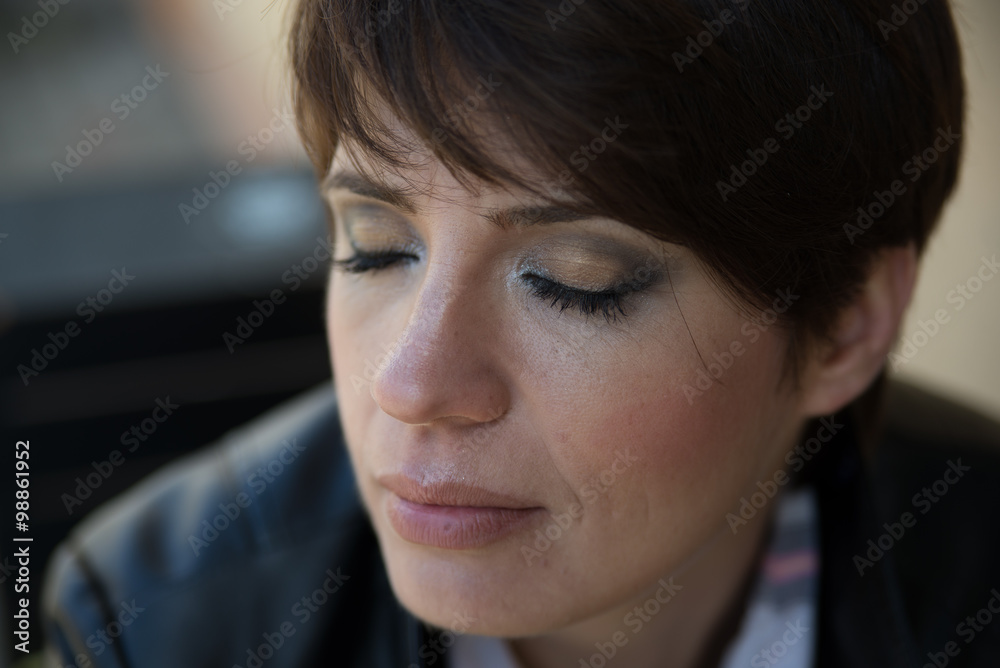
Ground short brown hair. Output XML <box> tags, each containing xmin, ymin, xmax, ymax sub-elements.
<box><xmin>289</xmin><ymin>0</ymin><xmax>964</xmax><ymax>373</ymax></box>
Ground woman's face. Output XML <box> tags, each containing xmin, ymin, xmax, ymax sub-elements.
<box><xmin>325</xmin><ymin>138</ymin><xmax>810</xmax><ymax>636</ymax></box>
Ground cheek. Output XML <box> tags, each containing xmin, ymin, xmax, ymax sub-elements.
<box><xmin>327</xmin><ymin>279</ymin><xmax>382</xmax><ymax>466</ymax></box>
<box><xmin>527</xmin><ymin>315</ymin><xmax>791</xmax><ymax>562</ymax></box>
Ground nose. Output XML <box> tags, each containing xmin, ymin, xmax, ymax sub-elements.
<box><xmin>369</xmin><ymin>273</ymin><xmax>512</xmax><ymax>426</ymax></box>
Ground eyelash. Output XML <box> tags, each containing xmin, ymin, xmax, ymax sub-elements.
<box><xmin>332</xmin><ymin>249</ymin><xmax>416</xmax><ymax>273</ymax></box>
<box><xmin>333</xmin><ymin>250</ymin><xmax>638</xmax><ymax>324</ymax></box>
<box><xmin>522</xmin><ymin>274</ymin><xmax>632</xmax><ymax>323</ymax></box>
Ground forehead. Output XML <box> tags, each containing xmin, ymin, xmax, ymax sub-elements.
<box><xmin>326</xmin><ymin>84</ymin><xmax>583</xmax><ymax>208</ymax></box>
<box><xmin>328</xmin><ymin>136</ymin><xmax>589</xmax><ymax>223</ymax></box>
<box><xmin>331</xmin><ymin>139</ymin><xmax>459</xmax><ymax>200</ymax></box>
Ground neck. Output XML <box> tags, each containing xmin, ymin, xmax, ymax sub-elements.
<box><xmin>509</xmin><ymin>511</ymin><xmax>772</xmax><ymax>668</ymax></box>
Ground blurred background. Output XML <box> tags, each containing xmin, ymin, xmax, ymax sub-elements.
<box><xmin>0</xmin><ymin>1</ymin><xmax>327</xmax><ymax>665</ymax></box>
<box><xmin>0</xmin><ymin>0</ymin><xmax>997</xmax><ymax>665</ymax></box>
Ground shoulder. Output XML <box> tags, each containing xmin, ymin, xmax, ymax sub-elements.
<box><xmin>876</xmin><ymin>380</ymin><xmax>1000</xmax><ymax>628</ymax></box>
<box><xmin>815</xmin><ymin>378</ymin><xmax>1000</xmax><ymax>666</ymax></box>
<box><xmin>882</xmin><ymin>378</ymin><xmax>1000</xmax><ymax>458</ymax></box>
<box><xmin>42</xmin><ymin>385</ymin><xmax>412</xmax><ymax>668</ymax></box>
<box><xmin>874</xmin><ymin>379</ymin><xmax>1000</xmax><ymax>543</ymax></box>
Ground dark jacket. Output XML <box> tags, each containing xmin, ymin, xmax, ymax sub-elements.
<box><xmin>42</xmin><ymin>381</ymin><xmax>1000</xmax><ymax>667</ymax></box>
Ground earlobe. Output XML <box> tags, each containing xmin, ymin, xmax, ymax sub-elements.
<box><xmin>800</xmin><ymin>244</ymin><xmax>918</xmax><ymax>417</ymax></box>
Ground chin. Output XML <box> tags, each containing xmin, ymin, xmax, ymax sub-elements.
<box><xmin>377</xmin><ymin>532</ymin><xmax>575</xmax><ymax>637</ymax></box>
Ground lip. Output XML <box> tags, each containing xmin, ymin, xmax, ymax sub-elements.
<box><xmin>378</xmin><ymin>474</ymin><xmax>546</xmax><ymax>550</ymax></box>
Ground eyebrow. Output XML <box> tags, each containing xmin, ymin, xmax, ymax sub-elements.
<box><xmin>323</xmin><ymin>170</ymin><xmax>592</xmax><ymax>230</ymax></box>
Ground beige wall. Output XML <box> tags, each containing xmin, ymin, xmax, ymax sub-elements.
<box><xmin>895</xmin><ymin>0</ymin><xmax>1000</xmax><ymax>419</ymax></box>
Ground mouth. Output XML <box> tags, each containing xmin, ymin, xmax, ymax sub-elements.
<box><xmin>378</xmin><ymin>474</ymin><xmax>546</xmax><ymax>550</ymax></box>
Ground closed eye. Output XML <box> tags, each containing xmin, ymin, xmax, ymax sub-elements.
<box><xmin>522</xmin><ymin>273</ymin><xmax>634</xmax><ymax>323</ymax></box>
<box><xmin>332</xmin><ymin>250</ymin><xmax>649</xmax><ymax>324</ymax></box>
<box><xmin>332</xmin><ymin>249</ymin><xmax>418</xmax><ymax>273</ymax></box>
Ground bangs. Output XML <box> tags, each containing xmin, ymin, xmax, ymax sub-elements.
<box><xmin>290</xmin><ymin>0</ymin><xmax>685</xmax><ymax>219</ymax></box>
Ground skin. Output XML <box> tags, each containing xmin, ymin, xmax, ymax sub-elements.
<box><xmin>324</xmin><ymin>121</ymin><xmax>915</xmax><ymax>667</ymax></box>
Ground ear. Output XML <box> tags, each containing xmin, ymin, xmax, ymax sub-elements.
<box><xmin>799</xmin><ymin>244</ymin><xmax>918</xmax><ymax>417</ymax></box>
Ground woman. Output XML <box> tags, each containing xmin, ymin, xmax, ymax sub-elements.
<box><xmin>43</xmin><ymin>0</ymin><xmax>1000</xmax><ymax>666</ymax></box>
